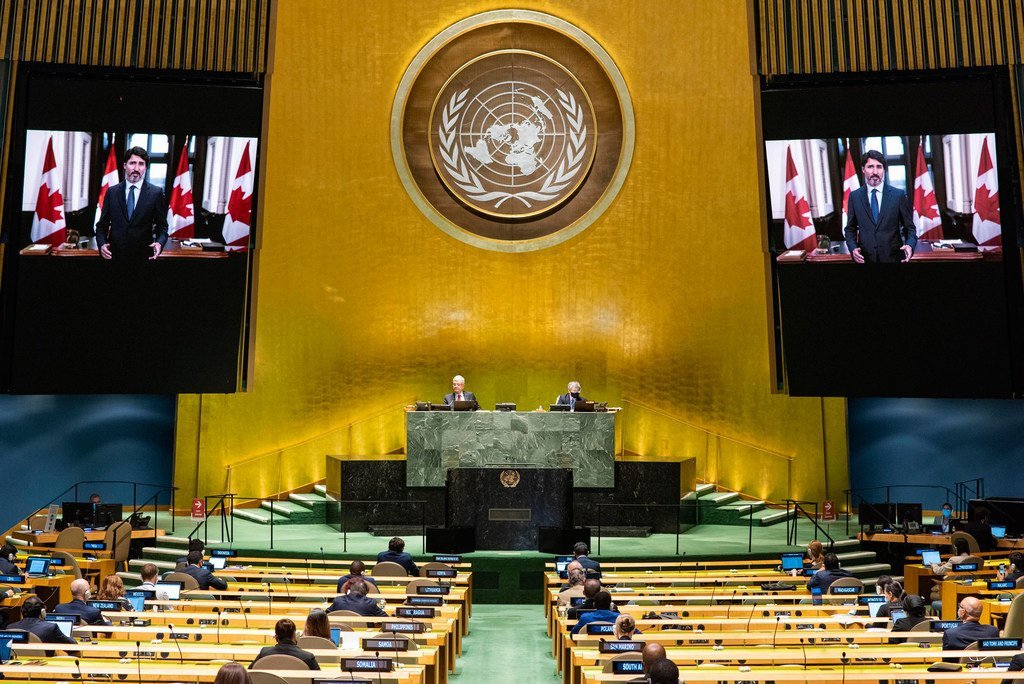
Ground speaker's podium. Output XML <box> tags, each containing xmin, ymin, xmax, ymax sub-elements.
<box><xmin>445</xmin><ymin>467</ymin><xmax>572</xmax><ymax>550</ymax></box>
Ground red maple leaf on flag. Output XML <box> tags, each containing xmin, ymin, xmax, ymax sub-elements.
<box><xmin>35</xmin><ymin>185</ymin><xmax>64</xmax><ymax>224</ymax></box>
<box><xmin>227</xmin><ymin>185</ymin><xmax>251</xmax><ymax>226</ymax></box>
<box><xmin>170</xmin><ymin>197</ymin><xmax>194</xmax><ymax>219</ymax></box>
<box><xmin>974</xmin><ymin>186</ymin><xmax>1000</xmax><ymax>224</ymax></box>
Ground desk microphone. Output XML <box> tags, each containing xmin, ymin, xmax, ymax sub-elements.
<box><xmin>74</xmin><ymin>658</ymin><xmax>83</xmax><ymax>681</ymax></box>
<box><xmin>800</xmin><ymin>637</ymin><xmax>808</xmax><ymax>669</ymax></box>
<box><xmin>745</xmin><ymin>606</ymin><xmax>755</xmax><ymax>633</ymax></box>
<box><xmin>709</xmin><ymin>579</ymin><xmax>718</xmax><ymax>606</ymax></box>
<box><xmin>724</xmin><ymin>590</ymin><xmax>737</xmax><ymax>619</ymax></box>
<box><xmin>134</xmin><ymin>642</ymin><xmax>142</xmax><ymax>682</ymax></box>
<box><xmin>237</xmin><ymin>596</ymin><xmax>249</xmax><ymax>629</ymax></box>
<box><xmin>264</xmin><ymin>581</ymin><xmax>274</xmax><ymax>609</ymax></box>
<box><xmin>375</xmin><ymin>650</ymin><xmax>383</xmax><ymax>684</ymax></box>
<box><xmin>214</xmin><ymin>607</ymin><xmax>222</xmax><ymax>644</ymax></box>
<box><xmin>167</xmin><ymin>624</ymin><xmax>185</xmax><ymax>663</ymax></box>
<box><xmin>771</xmin><ymin>615</ymin><xmax>781</xmax><ymax>648</ymax></box>
<box><xmin>841</xmin><ymin>650</ymin><xmax>848</xmax><ymax>684</ymax></box>
<box><xmin>305</xmin><ymin>558</ymin><xmax>312</xmax><ymax>582</ymax></box>
<box><xmin>320</xmin><ymin>546</ymin><xmax>328</xmax><ymax>571</ymax></box>
<box><xmin>283</xmin><ymin>574</ymin><xmax>292</xmax><ymax>599</ymax></box>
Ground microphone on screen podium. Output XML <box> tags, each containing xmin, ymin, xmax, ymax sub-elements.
<box><xmin>800</xmin><ymin>637</ymin><xmax>808</xmax><ymax>669</ymax></box>
<box><xmin>709</xmin><ymin>578</ymin><xmax>718</xmax><ymax>605</ymax></box>
<box><xmin>135</xmin><ymin>642</ymin><xmax>142</xmax><ymax>683</ymax></box>
<box><xmin>282</xmin><ymin>573</ymin><xmax>292</xmax><ymax>598</ymax></box>
<box><xmin>375</xmin><ymin>650</ymin><xmax>383</xmax><ymax>684</ymax></box>
<box><xmin>841</xmin><ymin>650</ymin><xmax>848</xmax><ymax>684</ymax></box>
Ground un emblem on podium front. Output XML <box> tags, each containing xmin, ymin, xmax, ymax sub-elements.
<box><xmin>499</xmin><ymin>469</ymin><xmax>521</xmax><ymax>488</ymax></box>
<box><xmin>393</xmin><ymin>10</ymin><xmax>634</xmax><ymax>252</ymax></box>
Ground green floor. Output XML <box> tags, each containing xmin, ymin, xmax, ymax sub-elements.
<box><xmin>450</xmin><ymin>604</ymin><xmax>559</xmax><ymax>683</ymax></box>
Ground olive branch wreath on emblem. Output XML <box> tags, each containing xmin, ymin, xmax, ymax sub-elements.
<box><xmin>437</xmin><ymin>88</ymin><xmax>588</xmax><ymax>209</ymax></box>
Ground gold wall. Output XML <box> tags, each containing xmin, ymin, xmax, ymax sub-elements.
<box><xmin>173</xmin><ymin>0</ymin><xmax>850</xmax><ymax>508</ymax></box>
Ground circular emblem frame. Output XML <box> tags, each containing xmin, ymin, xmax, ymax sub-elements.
<box><xmin>499</xmin><ymin>469</ymin><xmax>521</xmax><ymax>488</ymax></box>
<box><xmin>391</xmin><ymin>10</ymin><xmax>635</xmax><ymax>252</ymax></box>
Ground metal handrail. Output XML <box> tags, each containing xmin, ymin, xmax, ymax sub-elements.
<box><xmin>784</xmin><ymin>499</ymin><xmax>834</xmax><ymax>548</ymax></box>
<box><xmin>595</xmin><ymin>503</ymin><xmax>690</xmax><ymax>556</ymax></box>
<box><xmin>333</xmin><ymin>499</ymin><xmax>428</xmax><ymax>555</ymax></box>
<box><xmin>125</xmin><ymin>488</ymin><xmax>177</xmax><ymax>546</ymax></box>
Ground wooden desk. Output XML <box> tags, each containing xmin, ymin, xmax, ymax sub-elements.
<box><xmin>0</xmin><ymin>660</ymin><xmax>417</xmax><ymax>683</ymax></box>
<box><xmin>940</xmin><ymin>580</ymin><xmax>1023</xmax><ymax>619</ymax></box>
<box><xmin>12</xmin><ymin>528</ymin><xmax>166</xmax><ymax>545</ymax></box>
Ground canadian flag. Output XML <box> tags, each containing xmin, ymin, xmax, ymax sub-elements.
<box><xmin>94</xmin><ymin>144</ymin><xmax>119</xmax><ymax>233</ymax></box>
<box><xmin>971</xmin><ymin>136</ymin><xmax>1000</xmax><ymax>247</ymax></box>
<box><xmin>912</xmin><ymin>143</ymin><xmax>943</xmax><ymax>240</ymax></box>
<box><xmin>782</xmin><ymin>145</ymin><xmax>816</xmax><ymax>250</ymax></box>
<box><xmin>30</xmin><ymin>136</ymin><xmax>67</xmax><ymax>246</ymax></box>
<box><xmin>167</xmin><ymin>143</ymin><xmax>195</xmax><ymax>239</ymax></box>
<box><xmin>221</xmin><ymin>141</ymin><xmax>253</xmax><ymax>251</ymax></box>
<box><xmin>840</xmin><ymin>147</ymin><xmax>859</xmax><ymax>229</ymax></box>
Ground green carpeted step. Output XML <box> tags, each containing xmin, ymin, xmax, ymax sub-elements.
<box><xmin>696</xmin><ymin>492</ymin><xmax>740</xmax><ymax>508</ymax></box>
<box><xmin>846</xmin><ymin>562</ymin><xmax>891</xmax><ymax>579</ymax></box>
<box><xmin>313</xmin><ymin>484</ymin><xmax>336</xmax><ymax>501</ymax></box>
<box><xmin>700</xmin><ymin>500</ymin><xmax>765</xmax><ymax>524</ymax></box>
<box><xmin>128</xmin><ymin>558</ymin><xmax>175</xmax><ymax>572</ymax></box>
<box><xmin>260</xmin><ymin>501</ymin><xmax>305</xmax><ymax>518</ymax></box>
<box><xmin>738</xmin><ymin>508</ymin><xmax>793</xmax><ymax>526</ymax></box>
<box><xmin>286</xmin><ymin>493</ymin><xmax>329</xmax><ymax>523</ymax></box>
<box><xmin>232</xmin><ymin>508</ymin><xmax>273</xmax><ymax>525</ymax></box>
<box><xmin>835</xmin><ymin>550</ymin><xmax>876</xmax><ymax>564</ymax></box>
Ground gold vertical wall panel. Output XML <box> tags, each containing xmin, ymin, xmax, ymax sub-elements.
<box><xmin>0</xmin><ymin>0</ymin><xmax>268</xmax><ymax>73</ymax></box>
<box><xmin>173</xmin><ymin>0</ymin><xmax>850</xmax><ymax>509</ymax></box>
<box><xmin>757</xmin><ymin>0</ymin><xmax>1024</xmax><ymax>75</ymax></box>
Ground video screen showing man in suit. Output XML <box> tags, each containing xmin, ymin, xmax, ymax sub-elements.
<box><xmin>20</xmin><ymin>130</ymin><xmax>258</xmax><ymax>256</ymax></box>
<box><xmin>844</xmin><ymin>150</ymin><xmax>915</xmax><ymax>263</ymax></box>
<box><xmin>764</xmin><ymin>133</ymin><xmax>1002</xmax><ymax>259</ymax></box>
<box><xmin>96</xmin><ymin>146</ymin><xmax>168</xmax><ymax>260</ymax></box>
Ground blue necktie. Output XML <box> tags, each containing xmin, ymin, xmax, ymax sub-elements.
<box><xmin>569</xmin><ymin>396</ymin><xmax>575</xmax><ymax>412</ymax></box>
<box><xmin>127</xmin><ymin>185</ymin><xmax>136</xmax><ymax>219</ymax></box>
<box><xmin>870</xmin><ymin>189</ymin><xmax>879</xmax><ymax>222</ymax></box>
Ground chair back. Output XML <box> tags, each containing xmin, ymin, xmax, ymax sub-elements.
<box><xmin>828</xmin><ymin>577</ymin><xmax>864</xmax><ymax>594</ymax></box>
<box><xmin>104</xmin><ymin>521</ymin><xmax>132</xmax><ymax>566</ymax></box>
<box><xmin>372</xmin><ymin>631</ymin><xmax>419</xmax><ymax>651</ymax></box>
<box><xmin>950</xmin><ymin>531</ymin><xmax>980</xmax><ymax>555</ymax></box>
<box><xmin>602</xmin><ymin>652</ymin><xmax>642</xmax><ymax>674</ymax></box>
<box><xmin>251</xmin><ymin>654</ymin><xmax>310</xmax><ymax>671</ymax></box>
<box><xmin>905</xmin><ymin>619</ymin><xmax>933</xmax><ymax>643</ymax></box>
<box><xmin>163</xmin><ymin>571</ymin><xmax>200</xmax><ymax>590</ymax></box>
<box><xmin>1002</xmin><ymin>591</ymin><xmax>1024</xmax><ymax>638</ymax></box>
<box><xmin>1017</xmin><ymin>576</ymin><xmax>1024</xmax><ymax>589</ymax></box>
<box><xmin>297</xmin><ymin>635</ymin><xmax>338</xmax><ymax>663</ymax></box>
<box><xmin>959</xmin><ymin>640</ymin><xmax>995</xmax><ymax>666</ymax></box>
<box><xmin>326</xmin><ymin>615</ymin><xmax>355</xmax><ymax>630</ymax></box>
<box><xmin>50</xmin><ymin>551</ymin><xmax>83</xmax><ymax>580</ymax></box>
<box><xmin>405</xmin><ymin>578</ymin><xmax>439</xmax><ymax>595</ymax></box>
<box><xmin>248</xmin><ymin>673</ymin><xmax>289</xmax><ymax>684</ymax></box>
<box><xmin>327</xmin><ymin>609</ymin><xmax>360</xmax><ymax>617</ymax></box>
<box><xmin>418</xmin><ymin>562</ymin><xmax>453</xmax><ymax>577</ymax></box>
<box><xmin>54</xmin><ymin>527</ymin><xmax>86</xmax><ymax>551</ymax></box>
<box><xmin>372</xmin><ymin>561</ymin><xmax>408</xmax><ymax>577</ymax></box>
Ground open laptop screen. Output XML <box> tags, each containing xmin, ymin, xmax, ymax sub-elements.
<box><xmin>25</xmin><ymin>557</ymin><xmax>50</xmax><ymax>576</ymax></box>
<box><xmin>45</xmin><ymin>614</ymin><xmax>77</xmax><ymax>638</ymax></box>
<box><xmin>155</xmin><ymin>581</ymin><xmax>183</xmax><ymax>600</ymax></box>
<box><xmin>991</xmin><ymin>525</ymin><xmax>1007</xmax><ymax>539</ymax></box>
<box><xmin>920</xmin><ymin>550</ymin><xmax>941</xmax><ymax>566</ymax></box>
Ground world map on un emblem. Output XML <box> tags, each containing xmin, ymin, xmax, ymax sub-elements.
<box><xmin>430</xmin><ymin>51</ymin><xmax>597</xmax><ymax>219</ymax></box>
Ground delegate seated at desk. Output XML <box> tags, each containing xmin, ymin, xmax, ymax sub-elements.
<box><xmin>443</xmin><ymin>374</ymin><xmax>478</xmax><ymax>409</ymax></box>
<box><xmin>0</xmin><ymin>543</ymin><xmax>22</xmax><ymax>577</ymax></box>
<box><xmin>7</xmin><ymin>596</ymin><xmax>77</xmax><ymax>655</ymax></box>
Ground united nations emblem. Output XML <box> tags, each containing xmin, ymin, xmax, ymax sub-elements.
<box><xmin>499</xmin><ymin>469</ymin><xmax>521</xmax><ymax>488</ymax></box>
<box><xmin>392</xmin><ymin>10</ymin><xmax>634</xmax><ymax>251</ymax></box>
<box><xmin>430</xmin><ymin>51</ymin><xmax>596</xmax><ymax>219</ymax></box>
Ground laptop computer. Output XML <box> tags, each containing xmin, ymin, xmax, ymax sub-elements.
<box><xmin>991</xmin><ymin>525</ymin><xmax>1007</xmax><ymax>539</ymax></box>
<box><xmin>155</xmin><ymin>580</ymin><xmax>184</xmax><ymax>600</ymax></box>
<box><xmin>125</xmin><ymin>593</ymin><xmax>146</xmax><ymax>612</ymax></box>
<box><xmin>780</xmin><ymin>553</ymin><xmax>805</xmax><ymax>571</ymax></box>
<box><xmin>554</xmin><ymin>555</ymin><xmax>573</xmax><ymax>573</ymax></box>
<box><xmin>450</xmin><ymin>399</ymin><xmax>476</xmax><ymax>411</ymax></box>
<box><xmin>45</xmin><ymin>614</ymin><xmax>77</xmax><ymax>639</ymax></box>
<box><xmin>208</xmin><ymin>556</ymin><xmax>227</xmax><ymax>570</ymax></box>
<box><xmin>920</xmin><ymin>549</ymin><xmax>941</xmax><ymax>566</ymax></box>
<box><xmin>24</xmin><ymin>557</ymin><xmax>50</xmax><ymax>577</ymax></box>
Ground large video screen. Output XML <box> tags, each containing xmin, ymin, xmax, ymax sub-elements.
<box><xmin>0</xmin><ymin>67</ymin><xmax>263</xmax><ymax>393</ymax></box>
<box><xmin>765</xmin><ymin>133</ymin><xmax>1001</xmax><ymax>261</ymax></box>
<box><xmin>21</xmin><ymin>129</ymin><xmax>257</xmax><ymax>255</ymax></box>
<box><xmin>762</xmin><ymin>73</ymin><xmax>1023</xmax><ymax>398</ymax></box>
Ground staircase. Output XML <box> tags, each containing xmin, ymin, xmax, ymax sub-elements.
<box><xmin>682</xmin><ymin>483</ymin><xmax>793</xmax><ymax>527</ymax></box>
<box><xmin>231</xmin><ymin>484</ymin><xmax>332</xmax><ymax>526</ymax></box>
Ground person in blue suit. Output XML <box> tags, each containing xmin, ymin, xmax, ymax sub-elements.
<box><xmin>570</xmin><ymin>590</ymin><xmax>618</xmax><ymax>635</ymax></box>
<box><xmin>326</xmin><ymin>579</ymin><xmax>387</xmax><ymax>617</ymax></box>
<box><xmin>377</xmin><ymin>537</ymin><xmax>418</xmax><ymax>576</ymax></box>
<box><xmin>843</xmin><ymin>150</ymin><xmax>916</xmax><ymax>264</ymax></box>
<box><xmin>573</xmin><ymin>542</ymin><xmax>601</xmax><ymax>574</ymax></box>
<box><xmin>54</xmin><ymin>579</ymin><xmax>109</xmax><ymax>626</ymax></box>
<box><xmin>7</xmin><ymin>597</ymin><xmax>77</xmax><ymax>655</ymax></box>
<box><xmin>182</xmin><ymin>550</ymin><xmax>228</xmax><ymax>590</ymax></box>
<box><xmin>94</xmin><ymin>147</ymin><xmax>168</xmax><ymax>260</ymax></box>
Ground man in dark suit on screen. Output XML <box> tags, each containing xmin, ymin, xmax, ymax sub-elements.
<box><xmin>843</xmin><ymin>150</ymin><xmax>916</xmax><ymax>264</ymax></box>
<box><xmin>95</xmin><ymin>146</ymin><xmax>168</xmax><ymax>260</ymax></box>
